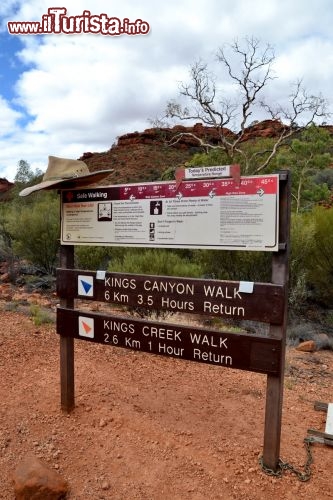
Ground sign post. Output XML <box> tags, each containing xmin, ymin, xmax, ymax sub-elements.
<box><xmin>56</xmin><ymin>170</ymin><xmax>290</xmax><ymax>472</ymax></box>
<box><xmin>263</xmin><ymin>171</ymin><xmax>291</xmax><ymax>469</ymax></box>
<box><xmin>59</xmin><ymin>244</ymin><xmax>75</xmax><ymax>412</ymax></box>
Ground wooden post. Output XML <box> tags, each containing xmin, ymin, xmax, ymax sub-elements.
<box><xmin>59</xmin><ymin>244</ymin><xmax>75</xmax><ymax>412</ymax></box>
<box><xmin>262</xmin><ymin>171</ymin><xmax>291</xmax><ymax>470</ymax></box>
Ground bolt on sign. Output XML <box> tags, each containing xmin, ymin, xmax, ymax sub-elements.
<box><xmin>60</xmin><ymin>174</ymin><xmax>279</xmax><ymax>251</ymax></box>
<box><xmin>57</xmin><ymin>170</ymin><xmax>291</xmax><ymax>474</ymax></box>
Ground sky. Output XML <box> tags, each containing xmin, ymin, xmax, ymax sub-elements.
<box><xmin>0</xmin><ymin>0</ymin><xmax>333</xmax><ymax>181</ymax></box>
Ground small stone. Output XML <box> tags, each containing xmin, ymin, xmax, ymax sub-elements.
<box><xmin>101</xmin><ymin>481</ymin><xmax>110</xmax><ymax>491</ymax></box>
<box><xmin>13</xmin><ymin>453</ymin><xmax>68</xmax><ymax>499</ymax></box>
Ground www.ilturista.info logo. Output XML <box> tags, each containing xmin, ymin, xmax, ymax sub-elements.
<box><xmin>8</xmin><ymin>8</ymin><xmax>150</xmax><ymax>36</ymax></box>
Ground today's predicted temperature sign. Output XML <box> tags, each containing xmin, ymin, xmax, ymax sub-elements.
<box><xmin>60</xmin><ymin>174</ymin><xmax>279</xmax><ymax>251</ymax></box>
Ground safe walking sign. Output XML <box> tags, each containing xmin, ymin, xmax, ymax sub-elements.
<box><xmin>60</xmin><ymin>174</ymin><xmax>279</xmax><ymax>251</ymax></box>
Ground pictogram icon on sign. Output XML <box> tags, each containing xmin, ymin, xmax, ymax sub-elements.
<box><xmin>78</xmin><ymin>316</ymin><xmax>94</xmax><ymax>338</ymax></box>
<box><xmin>78</xmin><ymin>275</ymin><xmax>94</xmax><ymax>297</ymax></box>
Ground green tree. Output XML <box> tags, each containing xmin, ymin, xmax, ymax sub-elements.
<box><xmin>11</xmin><ymin>160</ymin><xmax>43</xmax><ymax>200</ymax></box>
<box><xmin>288</xmin><ymin>212</ymin><xmax>315</xmax><ymax>310</ymax></box>
<box><xmin>14</xmin><ymin>160</ymin><xmax>35</xmax><ymax>184</ymax></box>
<box><xmin>277</xmin><ymin>125</ymin><xmax>333</xmax><ymax>213</ymax></box>
<box><xmin>9</xmin><ymin>193</ymin><xmax>60</xmax><ymax>273</ymax></box>
<box><xmin>0</xmin><ymin>203</ymin><xmax>18</xmax><ymax>280</ymax></box>
<box><xmin>14</xmin><ymin>159</ymin><xmax>42</xmax><ymax>185</ymax></box>
<box><xmin>307</xmin><ymin>207</ymin><xmax>333</xmax><ymax>305</ymax></box>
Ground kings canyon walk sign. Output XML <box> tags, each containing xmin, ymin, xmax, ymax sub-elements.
<box><xmin>56</xmin><ymin>168</ymin><xmax>290</xmax><ymax>472</ymax></box>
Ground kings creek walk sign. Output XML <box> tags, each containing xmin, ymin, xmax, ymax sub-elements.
<box><xmin>56</xmin><ymin>169</ymin><xmax>291</xmax><ymax>472</ymax></box>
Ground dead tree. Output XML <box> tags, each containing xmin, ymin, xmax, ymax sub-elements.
<box><xmin>163</xmin><ymin>37</ymin><xmax>328</xmax><ymax>173</ymax></box>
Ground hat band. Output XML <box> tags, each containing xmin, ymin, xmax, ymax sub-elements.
<box><xmin>45</xmin><ymin>173</ymin><xmax>81</xmax><ymax>181</ymax></box>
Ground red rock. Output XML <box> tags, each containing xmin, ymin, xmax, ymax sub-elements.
<box><xmin>296</xmin><ymin>340</ymin><xmax>316</xmax><ymax>352</ymax></box>
<box><xmin>13</xmin><ymin>454</ymin><xmax>69</xmax><ymax>500</ymax></box>
<box><xmin>0</xmin><ymin>272</ymin><xmax>10</xmax><ymax>283</ymax></box>
<box><xmin>0</xmin><ymin>178</ymin><xmax>14</xmax><ymax>193</ymax></box>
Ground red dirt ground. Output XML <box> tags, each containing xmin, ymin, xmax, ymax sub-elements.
<box><xmin>0</xmin><ymin>303</ymin><xmax>332</xmax><ymax>499</ymax></box>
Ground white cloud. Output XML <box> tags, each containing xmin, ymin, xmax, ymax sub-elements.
<box><xmin>0</xmin><ymin>95</ymin><xmax>21</xmax><ymax>134</ymax></box>
<box><xmin>275</xmin><ymin>38</ymin><xmax>333</xmax><ymax>83</ymax></box>
<box><xmin>0</xmin><ymin>0</ymin><xmax>333</xmax><ymax>180</ymax></box>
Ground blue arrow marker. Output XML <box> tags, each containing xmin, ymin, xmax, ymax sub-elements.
<box><xmin>80</xmin><ymin>279</ymin><xmax>92</xmax><ymax>295</ymax></box>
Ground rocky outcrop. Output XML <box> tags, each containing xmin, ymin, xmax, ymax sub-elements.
<box><xmin>239</xmin><ymin>119</ymin><xmax>289</xmax><ymax>141</ymax></box>
<box><xmin>0</xmin><ymin>178</ymin><xmax>14</xmax><ymax>199</ymax></box>
<box><xmin>116</xmin><ymin>123</ymin><xmax>237</xmax><ymax>148</ymax></box>
<box><xmin>0</xmin><ymin>178</ymin><xmax>13</xmax><ymax>191</ymax></box>
<box><xmin>79</xmin><ymin>120</ymin><xmax>290</xmax><ymax>184</ymax></box>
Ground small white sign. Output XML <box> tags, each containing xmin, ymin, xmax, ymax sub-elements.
<box><xmin>184</xmin><ymin>165</ymin><xmax>231</xmax><ymax>179</ymax></box>
<box><xmin>239</xmin><ymin>281</ymin><xmax>254</xmax><ymax>294</ymax></box>
<box><xmin>326</xmin><ymin>403</ymin><xmax>333</xmax><ymax>435</ymax></box>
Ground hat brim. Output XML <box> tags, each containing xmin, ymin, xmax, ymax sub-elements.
<box><xmin>19</xmin><ymin>169</ymin><xmax>114</xmax><ymax>197</ymax></box>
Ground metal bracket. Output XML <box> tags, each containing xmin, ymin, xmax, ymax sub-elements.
<box><xmin>307</xmin><ymin>401</ymin><xmax>333</xmax><ymax>447</ymax></box>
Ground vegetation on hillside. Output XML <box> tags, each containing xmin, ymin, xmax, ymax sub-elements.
<box><xmin>0</xmin><ymin>122</ymin><xmax>332</xmax><ymax>329</ymax></box>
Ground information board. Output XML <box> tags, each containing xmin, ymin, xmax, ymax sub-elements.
<box><xmin>61</xmin><ymin>174</ymin><xmax>279</xmax><ymax>251</ymax></box>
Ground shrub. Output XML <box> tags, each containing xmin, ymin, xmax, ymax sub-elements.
<box><xmin>288</xmin><ymin>212</ymin><xmax>315</xmax><ymax>311</ymax></box>
<box><xmin>108</xmin><ymin>248</ymin><xmax>202</xmax><ymax>277</ymax></box>
<box><xmin>75</xmin><ymin>246</ymin><xmax>119</xmax><ymax>270</ymax></box>
<box><xmin>29</xmin><ymin>304</ymin><xmax>54</xmax><ymax>326</ymax></box>
<box><xmin>192</xmin><ymin>249</ymin><xmax>271</xmax><ymax>282</ymax></box>
<box><xmin>9</xmin><ymin>193</ymin><xmax>60</xmax><ymax>274</ymax></box>
<box><xmin>307</xmin><ymin>207</ymin><xmax>333</xmax><ymax>305</ymax></box>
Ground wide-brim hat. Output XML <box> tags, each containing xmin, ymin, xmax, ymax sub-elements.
<box><xmin>19</xmin><ymin>156</ymin><xmax>114</xmax><ymax>197</ymax></box>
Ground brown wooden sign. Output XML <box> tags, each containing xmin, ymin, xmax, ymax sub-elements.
<box><xmin>56</xmin><ymin>270</ymin><xmax>285</xmax><ymax>324</ymax></box>
<box><xmin>56</xmin><ymin>171</ymin><xmax>291</xmax><ymax>473</ymax></box>
<box><xmin>57</xmin><ymin>307</ymin><xmax>282</xmax><ymax>375</ymax></box>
